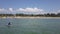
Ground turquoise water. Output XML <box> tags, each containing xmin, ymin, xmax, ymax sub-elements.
<box><xmin>0</xmin><ymin>18</ymin><xmax>60</xmax><ymax>34</ymax></box>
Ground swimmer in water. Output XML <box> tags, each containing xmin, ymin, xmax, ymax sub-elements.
<box><xmin>8</xmin><ymin>22</ymin><xmax>11</xmax><ymax>25</ymax></box>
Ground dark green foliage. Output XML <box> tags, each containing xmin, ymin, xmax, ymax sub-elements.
<box><xmin>0</xmin><ymin>13</ymin><xmax>60</xmax><ymax>17</ymax></box>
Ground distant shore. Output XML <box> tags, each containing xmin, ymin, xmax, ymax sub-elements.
<box><xmin>0</xmin><ymin>16</ymin><xmax>60</xmax><ymax>19</ymax></box>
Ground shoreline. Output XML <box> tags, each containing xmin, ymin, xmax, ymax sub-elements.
<box><xmin>0</xmin><ymin>16</ymin><xmax>60</xmax><ymax>19</ymax></box>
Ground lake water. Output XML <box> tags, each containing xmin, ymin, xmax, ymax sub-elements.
<box><xmin>0</xmin><ymin>18</ymin><xmax>60</xmax><ymax>34</ymax></box>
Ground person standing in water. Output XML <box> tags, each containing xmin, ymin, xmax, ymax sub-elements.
<box><xmin>8</xmin><ymin>22</ymin><xmax>11</xmax><ymax>25</ymax></box>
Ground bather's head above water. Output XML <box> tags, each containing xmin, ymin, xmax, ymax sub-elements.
<box><xmin>8</xmin><ymin>22</ymin><xmax>11</xmax><ymax>25</ymax></box>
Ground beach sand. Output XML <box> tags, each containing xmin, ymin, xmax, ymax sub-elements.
<box><xmin>0</xmin><ymin>16</ymin><xmax>60</xmax><ymax>19</ymax></box>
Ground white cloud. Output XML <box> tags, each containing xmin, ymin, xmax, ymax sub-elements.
<box><xmin>9</xmin><ymin>8</ymin><xmax>13</xmax><ymax>11</ymax></box>
<box><xmin>0</xmin><ymin>8</ymin><xmax>60</xmax><ymax>14</ymax></box>
<box><xmin>16</xmin><ymin>8</ymin><xmax>45</xmax><ymax>14</ymax></box>
<box><xmin>52</xmin><ymin>10</ymin><xmax>60</xmax><ymax>14</ymax></box>
<box><xmin>57</xmin><ymin>10</ymin><xmax>60</xmax><ymax>13</ymax></box>
<box><xmin>0</xmin><ymin>8</ymin><xmax>13</xmax><ymax>14</ymax></box>
<box><xmin>17</xmin><ymin>8</ymin><xmax>44</xmax><ymax>12</ymax></box>
<box><xmin>0</xmin><ymin>8</ymin><xmax>6</xmax><ymax>11</ymax></box>
<box><xmin>0</xmin><ymin>8</ymin><xmax>46</xmax><ymax>14</ymax></box>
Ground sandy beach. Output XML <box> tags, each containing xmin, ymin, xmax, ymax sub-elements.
<box><xmin>0</xmin><ymin>16</ymin><xmax>60</xmax><ymax>19</ymax></box>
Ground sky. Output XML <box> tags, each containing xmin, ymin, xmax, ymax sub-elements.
<box><xmin>0</xmin><ymin>0</ymin><xmax>60</xmax><ymax>14</ymax></box>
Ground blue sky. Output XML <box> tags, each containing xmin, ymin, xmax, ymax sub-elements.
<box><xmin>0</xmin><ymin>0</ymin><xmax>60</xmax><ymax>14</ymax></box>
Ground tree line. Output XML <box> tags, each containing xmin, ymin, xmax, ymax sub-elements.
<box><xmin>0</xmin><ymin>13</ymin><xmax>60</xmax><ymax>17</ymax></box>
